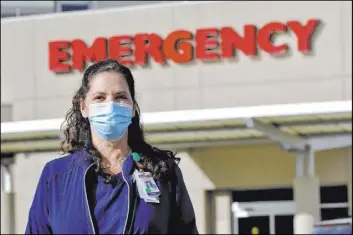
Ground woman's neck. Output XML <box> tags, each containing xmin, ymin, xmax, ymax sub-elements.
<box><xmin>92</xmin><ymin>133</ymin><xmax>130</xmax><ymax>174</ymax></box>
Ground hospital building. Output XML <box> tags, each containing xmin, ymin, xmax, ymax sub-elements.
<box><xmin>1</xmin><ymin>1</ymin><xmax>352</xmax><ymax>234</ymax></box>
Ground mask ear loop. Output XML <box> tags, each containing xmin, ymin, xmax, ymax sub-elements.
<box><xmin>83</xmin><ymin>101</ymin><xmax>89</xmax><ymax>108</ymax></box>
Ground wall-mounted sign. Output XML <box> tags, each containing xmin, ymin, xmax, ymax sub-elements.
<box><xmin>48</xmin><ymin>18</ymin><xmax>320</xmax><ymax>73</ymax></box>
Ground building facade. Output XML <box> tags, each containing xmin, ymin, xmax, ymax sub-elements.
<box><xmin>1</xmin><ymin>1</ymin><xmax>352</xmax><ymax>234</ymax></box>
<box><xmin>1</xmin><ymin>1</ymin><xmax>162</xmax><ymax>18</ymax></box>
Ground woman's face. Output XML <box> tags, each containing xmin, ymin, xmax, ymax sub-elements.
<box><xmin>80</xmin><ymin>71</ymin><xmax>134</xmax><ymax>118</ymax></box>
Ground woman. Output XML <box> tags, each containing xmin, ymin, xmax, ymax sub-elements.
<box><xmin>25</xmin><ymin>59</ymin><xmax>198</xmax><ymax>234</ymax></box>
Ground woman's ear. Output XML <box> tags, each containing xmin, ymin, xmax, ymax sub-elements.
<box><xmin>80</xmin><ymin>99</ymin><xmax>88</xmax><ymax>118</ymax></box>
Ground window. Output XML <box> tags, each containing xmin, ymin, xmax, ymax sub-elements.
<box><xmin>320</xmin><ymin>185</ymin><xmax>348</xmax><ymax>204</ymax></box>
<box><xmin>56</xmin><ymin>1</ymin><xmax>91</xmax><ymax>12</ymax></box>
<box><xmin>232</xmin><ymin>187</ymin><xmax>293</xmax><ymax>202</ymax></box>
<box><xmin>321</xmin><ymin>207</ymin><xmax>349</xmax><ymax>221</ymax></box>
<box><xmin>320</xmin><ymin>185</ymin><xmax>349</xmax><ymax>221</ymax></box>
<box><xmin>60</xmin><ymin>4</ymin><xmax>89</xmax><ymax>12</ymax></box>
<box><xmin>1</xmin><ymin>13</ymin><xmax>16</xmax><ymax>18</ymax></box>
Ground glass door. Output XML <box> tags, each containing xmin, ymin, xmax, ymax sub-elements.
<box><xmin>238</xmin><ymin>216</ymin><xmax>270</xmax><ymax>234</ymax></box>
<box><xmin>232</xmin><ymin>201</ymin><xmax>295</xmax><ymax>234</ymax></box>
<box><xmin>274</xmin><ymin>215</ymin><xmax>294</xmax><ymax>234</ymax></box>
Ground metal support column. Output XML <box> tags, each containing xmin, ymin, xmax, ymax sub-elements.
<box><xmin>307</xmin><ymin>149</ymin><xmax>315</xmax><ymax>177</ymax></box>
<box><xmin>296</xmin><ymin>152</ymin><xmax>305</xmax><ymax>177</ymax></box>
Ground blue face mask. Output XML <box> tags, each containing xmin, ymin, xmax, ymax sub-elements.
<box><xmin>88</xmin><ymin>101</ymin><xmax>133</xmax><ymax>141</ymax></box>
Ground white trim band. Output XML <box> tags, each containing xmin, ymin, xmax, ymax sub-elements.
<box><xmin>1</xmin><ymin>100</ymin><xmax>351</xmax><ymax>135</ymax></box>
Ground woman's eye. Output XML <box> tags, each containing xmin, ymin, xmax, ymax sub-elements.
<box><xmin>94</xmin><ymin>96</ymin><xmax>104</xmax><ymax>100</ymax></box>
<box><xmin>116</xmin><ymin>95</ymin><xmax>127</xmax><ymax>100</ymax></box>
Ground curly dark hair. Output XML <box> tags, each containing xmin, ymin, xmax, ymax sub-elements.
<box><xmin>60</xmin><ymin>59</ymin><xmax>177</xmax><ymax>181</ymax></box>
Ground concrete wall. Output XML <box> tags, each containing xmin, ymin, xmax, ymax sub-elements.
<box><xmin>1</xmin><ymin>1</ymin><xmax>351</xmax><ymax>122</ymax></box>
<box><xmin>13</xmin><ymin>152</ymin><xmax>59</xmax><ymax>233</ymax></box>
<box><xmin>187</xmin><ymin>144</ymin><xmax>352</xmax><ymax>189</ymax></box>
<box><xmin>1</xmin><ymin>104</ymin><xmax>12</xmax><ymax>122</ymax></box>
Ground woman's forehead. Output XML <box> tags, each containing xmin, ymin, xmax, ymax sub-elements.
<box><xmin>88</xmin><ymin>72</ymin><xmax>129</xmax><ymax>93</ymax></box>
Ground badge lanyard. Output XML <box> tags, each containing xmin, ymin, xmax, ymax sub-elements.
<box><xmin>132</xmin><ymin>153</ymin><xmax>160</xmax><ymax>203</ymax></box>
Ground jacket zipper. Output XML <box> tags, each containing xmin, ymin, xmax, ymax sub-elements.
<box><xmin>121</xmin><ymin>170</ymin><xmax>131</xmax><ymax>234</ymax></box>
<box><xmin>83</xmin><ymin>163</ymin><xmax>134</xmax><ymax>235</ymax></box>
<box><xmin>84</xmin><ymin>163</ymin><xmax>96</xmax><ymax>234</ymax></box>
<box><xmin>128</xmin><ymin>192</ymin><xmax>138</xmax><ymax>234</ymax></box>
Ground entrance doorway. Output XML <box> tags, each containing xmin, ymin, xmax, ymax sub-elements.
<box><xmin>232</xmin><ymin>201</ymin><xmax>295</xmax><ymax>234</ymax></box>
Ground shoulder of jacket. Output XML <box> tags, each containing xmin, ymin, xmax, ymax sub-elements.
<box><xmin>43</xmin><ymin>151</ymin><xmax>82</xmax><ymax>178</ymax></box>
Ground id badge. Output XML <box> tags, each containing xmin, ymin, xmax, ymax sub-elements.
<box><xmin>133</xmin><ymin>170</ymin><xmax>160</xmax><ymax>203</ymax></box>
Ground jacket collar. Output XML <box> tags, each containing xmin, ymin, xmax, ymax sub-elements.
<box><xmin>74</xmin><ymin>148</ymin><xmax>136</xmax><ymax>184</ymax></box>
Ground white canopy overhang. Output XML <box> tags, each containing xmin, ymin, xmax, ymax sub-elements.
<box><xmin>1</xmin><ymin>100</ymin><xmax>352</xmax><ymax>153</ymax></box>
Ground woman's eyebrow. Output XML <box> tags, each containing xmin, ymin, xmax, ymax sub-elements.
<box><xmin>92</xmin><ymin>91</ymin><xmax>106</xmax><ymax>96</ymax></box>
<box><xmin>113</xmin><ymin>91</ymin><xmax>129</xmax><ymax>96</ymax></box>
<box><xmin>92</xmin><ymin>91</ymin><xmax>128</xmax><ymax>96</ymax></box>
